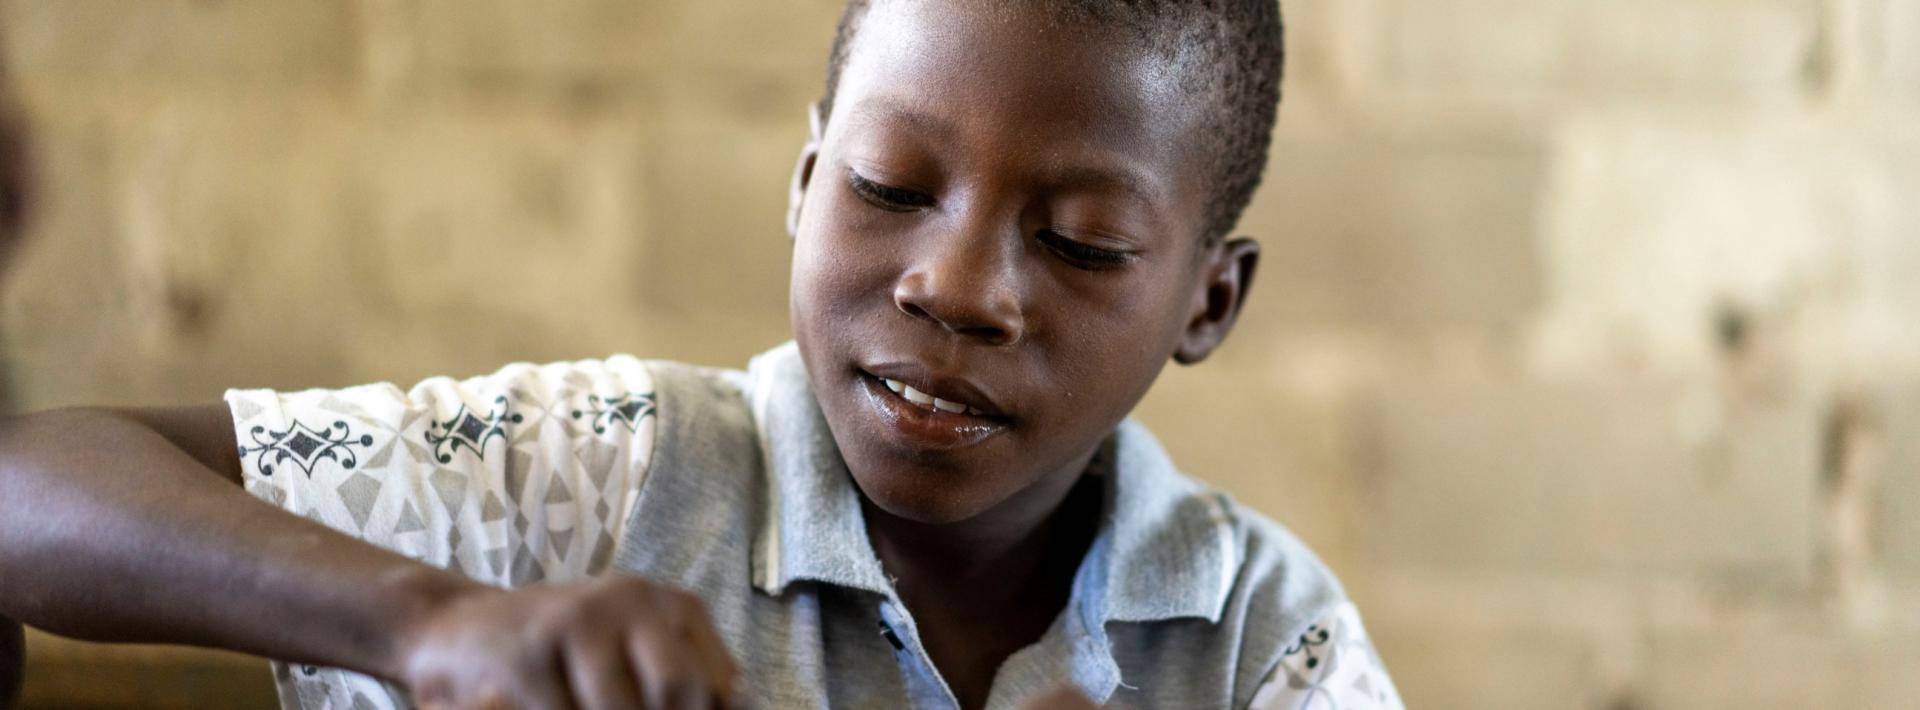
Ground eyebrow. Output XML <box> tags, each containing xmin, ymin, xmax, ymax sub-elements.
<box><xmin>845</xmin><ymin>98</ymin><xmax>1166</xmax><ymax>205</ymax></box>
<box><xmin>844</xmin><ymin>98</ymin><xmax>957</xmax><ymax>143</ymax></box>
<box><xmin>1045</xmin><ymin>164</ymin><xmax>1164</xmax><ymax>205</ymax></box>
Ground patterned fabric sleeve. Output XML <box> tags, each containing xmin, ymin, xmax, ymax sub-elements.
<box><xmin>224</xmin><ymin>356</ymin><xmax>659</xmax><ymax>710</ymax></box>
<box><xmin>1246</xmin><ymin>602</ymin><xmax>1405</xmax><ymax>710</ymax></box>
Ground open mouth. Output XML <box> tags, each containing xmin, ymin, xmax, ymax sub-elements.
<box><xmin>875</xmin><ymin>375</ymin><xmax>992</xmax><ymax>417</ymax></box>
<box><xmin>856</xmin><ymin>370</ymin><xmax>1010</xmax><ymax>450</ymax></box>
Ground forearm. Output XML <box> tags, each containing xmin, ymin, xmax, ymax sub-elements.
<box><xmin>0</xmin><ymin>408</ymin><xmax>475</xmax><ymax>682</ymax></box>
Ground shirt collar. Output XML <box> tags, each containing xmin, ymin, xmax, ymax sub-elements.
<box><xmin>744</xmin><ymin>342</ymin><xmax>896</xmax><ymax>597</ymax></box>
<box><xmin>743</xmin><ymin>342</ymin><xmax>1240</xmax><ymax>623</ymax></box>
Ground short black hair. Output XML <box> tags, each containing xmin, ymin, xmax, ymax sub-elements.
<box><xmin>820</xmin><ymin>0</ymin><xmax>1285</xmax><ymax>244</ymax></box>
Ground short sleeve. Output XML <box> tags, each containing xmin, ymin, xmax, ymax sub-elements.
<box><xmin>225</xmin><ymin>355</ymin><xmax>659</xmax><ymax>587</ymax></box>
<box><xmin>1246</xmin><ymin>602</ymin><xmax>1405</xmax><ymax>710</ymax></box>
<box><xmin>226</xmin><ymin>357</ymin><xmax>660</xmax><ymax>710</ymax></box>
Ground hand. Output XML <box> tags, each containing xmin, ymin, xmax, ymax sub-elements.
<box><xmin>398</xmin><ymin>576</ymin><xmax>740</xmax><ymax>710</ymax></box>
<box><xmin>1018</xmin><ymin>684</ymin><xmax>1101</xmax><ymax>710</ymax></box>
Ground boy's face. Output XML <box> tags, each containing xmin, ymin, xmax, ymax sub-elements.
<box><xmin>789</xmin><ymin>0</ymin><xmax>1258</xmax><ymax>524</ymax></box>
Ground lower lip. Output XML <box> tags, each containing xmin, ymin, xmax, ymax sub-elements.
<box><xmin>857</xmin><ymin>372</ymin><xmax>1009</xmax><ymax>451</ymax></box>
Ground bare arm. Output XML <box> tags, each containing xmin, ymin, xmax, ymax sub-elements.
<box><xmin>0</xmin><ymin>406</ymin><xmax>466</xmax><ymax>680</ymax></box>
<box><xmin>110</xmin><ymin>403</ymin><xmax>246</xmax><ymax>486</ymax></box>
<box><xmin>0</xmin><ymin>405</ymin><xmax>741</xmax><ymax>708</ymax></box>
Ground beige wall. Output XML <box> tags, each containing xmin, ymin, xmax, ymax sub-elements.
<box><xmin>4</xmin><ymin>0</ymin><xmax>1918</xmax><ymax>707</ymax></box>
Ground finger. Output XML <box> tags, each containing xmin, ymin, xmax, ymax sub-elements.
<box><xmin>472</xmin><ymin>685</ymin><xmax>515</xmax><ymax>710</ymax></box>
<box><xmin>509</xmin><ymin>643</ymin><xmax>580</xmax><ymax>710</ymax></box>
<box><xmin>1020</xmin><ymin>684</ymin><xmax>1100</xmax><ymax>710</ymax></box>
<box><xmin>675</xmin><ymin>597</ymin><xmax>741</xmax><ymax>705</ymax></box>
<box><xmin>627</xmin><ymin>624</ymin><xmax>717</xmax><ymax>710</ymax></box>
<box><xmin>480</xmin><ymin>695</ymin><xmax>511</xmax><ymax>710</ymax></box>
<box><xmin>563</xmin><ymin>633</ymin><xmax>645</xmax><ymax>710</ymax></box>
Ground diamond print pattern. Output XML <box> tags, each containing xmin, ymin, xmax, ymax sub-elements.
<box><xmin>547</xmin><ymin>476</ymin><xmax>573</xmax><ymax>504</ymax></box>
<box><xmin>510</xmin><ymin>543</ymin><xmax>544</xmax><ymax>586</ymax></box>
<box><xmin>431</xmin><ymin>468</ymin><xmax>468</xmax><ymax>516</ymax></box>
<box><xmin>226</xmin><ymin>356</ymin><xmax>658</xmax><ymax>707</ymax></box>
<box><xmin>285</xmin><ymin>431</ymin><xmax>324</xmax><ymax>459</ymax></box>
<box><xmin>395</xmin><ymin>502</ymin><xmax>426</xmax><ymax>534</ymax></box>
<box><xmin>456</xmin><ymin>413</ymin><xmax>488</xmax><ymax>442</ymax></box>
<box><xmin>336</xmin><ymin>472</ymin><xmax>384</xmax><ymax>531</ymax></box>
<box><xmin>589</xmin><ymin>532</ymin><xmax>616</xmax><ymax>570</ymax></box>
<box><xmin>507</xmin><ymin>450</ymin><xmax>534</xmax><ymax>497</ymax></box>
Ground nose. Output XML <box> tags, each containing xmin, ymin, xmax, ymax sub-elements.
<box><xmin>892</xmin><ymin>222</ymin><xmax>1026</xmax><ymax>347</ymax></box>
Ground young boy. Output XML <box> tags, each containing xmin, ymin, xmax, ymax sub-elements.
<box><xmin>0</xmin><ymin>1</ymin><xmax>1401</xmax><ymax>708</ymax></box>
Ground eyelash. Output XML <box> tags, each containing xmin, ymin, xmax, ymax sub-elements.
<box><xmin>1037</xmin><ymin>229</ymin><xmax>1132</xmax><ymax>269</ymax></box>
<box><xmin>845</xmin><ymin>169</ymin><xmax>1135</xmax><ymax>270</ymax></box>
<box><xmin>846</xmin><ymin>171</ymin><xmax>933</xmax><ymax>211</ymax></box>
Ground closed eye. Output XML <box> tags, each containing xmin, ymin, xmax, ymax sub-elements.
<box><xmin>846</xmin><ymin>170</ymin><xmax>933</xmax><ymax>211</ymax></box>
<box><xmin>1037</xmin><ymin>229</ymin><xmax>1134</xmax><ymax>270</ymax></box>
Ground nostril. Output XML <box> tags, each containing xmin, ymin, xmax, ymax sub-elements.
<box><xmin>897</xmin><ymin>300</ymin><xmax>933</xmax><ymax>322</ymax></box>
<box><xmin>891</xmin><ymin>269</ymin><xmax>1024</xmax><ymax>346</ymax></box>
<box><xmin>955</xmin><ymin>323</ymin><xmax>1014</xmax><ymax>346</ymax></box>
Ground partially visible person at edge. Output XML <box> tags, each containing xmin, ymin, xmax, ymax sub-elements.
<box><xmin>0</xmin><ymin>2</ymin><xmax>1403</xmax><ymax>709</ymax></box>
<box><xmin>1</xmin><ymin>37</ymin><xmax>35</xmax><ymax>709</ymax></box>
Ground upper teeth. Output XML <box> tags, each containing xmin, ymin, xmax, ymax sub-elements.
<box><xmin>882</xmin><ymin>378</ymin><xmax>982</xmax><ymax>415</ymax></box>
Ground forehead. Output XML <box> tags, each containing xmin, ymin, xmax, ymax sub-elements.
<box><xmin>828</xmin><ymin>1</ymin><xmax>1209</xmax><ymax>207</ymax></box>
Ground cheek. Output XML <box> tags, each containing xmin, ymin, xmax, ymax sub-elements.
<box><xmin>1036</xmin><ymin>271</ymin><xmax>1192</xmax><ymax>412</ymax></box>
<box><xmin>1043</xmin><ymin>267</ymin><xmax>1189</xmax><ymax>352</ymax></box>
<box><xmin>790</xmin><ymin>202</ymin><xmax>900</xmax><ymax>329</ymax></box>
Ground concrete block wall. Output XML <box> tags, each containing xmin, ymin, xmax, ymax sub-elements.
<box><xmin>2</xmin><ymin>1</ymin><xmax>1916</xmax><ymax>707</ymax></box>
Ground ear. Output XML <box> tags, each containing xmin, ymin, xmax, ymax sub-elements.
<box><xmin>786</xmin><ymin>101</ymin><xmax>825</xmax><ymax>240</ymax></box>
<box><xmin>1173</xmin><ymin>236</ymin><xmax>1260</xmax><ymax>365</ymax></box>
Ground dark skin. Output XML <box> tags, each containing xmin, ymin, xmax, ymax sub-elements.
<box><xmin>0</xmin><ymin>2</ymin><xmax>1260</xmax><ymax>708</ymax></box>
<box><xmin>789</xmin><ymin>2</ymin><xmax>1258</xmax><ymax>706</ymax></box>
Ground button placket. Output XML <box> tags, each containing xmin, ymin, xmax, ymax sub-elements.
<box><xmin>878</xmin><ymin>599</ymin><xmax>963</xmax><ymax>709</ymax></box>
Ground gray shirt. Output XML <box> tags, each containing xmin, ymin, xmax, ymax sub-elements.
<box><xmin>227</xmin><ymin>342</ymin><xmax>1401</xmax><ymax>709</ymax></box>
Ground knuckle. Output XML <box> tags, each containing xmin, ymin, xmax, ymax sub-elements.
<box><xmin>529</xmin><ymin>601</ymin><xmax>589</xmax><ymax>636</ymax></box>
<box><xmin>662</xmin><ymin>587</ymin><xmax>709</xmax><ymax>618</ymax></box>
<box><xmin>651</xmin><ymin>673</ymin><xmax>704</xmax><ymax>704</ymax></box>
<box><xmin>468</xmin><ymin>684</ymin><xmax>511</xmax><ymax>710</ymax></box>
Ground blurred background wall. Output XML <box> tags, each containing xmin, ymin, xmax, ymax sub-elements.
<box><xmin>2</xmin><ymin>0</ymin><xmax>1917</xmax><ymax>707</ymax></box>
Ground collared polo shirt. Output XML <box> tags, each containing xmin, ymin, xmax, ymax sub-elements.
<box><xmin>227</xmin><ymin>342</ymin><xmax>1401</xmax><ymax>709</ymax></box>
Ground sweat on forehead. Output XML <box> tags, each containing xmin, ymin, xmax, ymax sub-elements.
<box><xmin>818</xmin><ymin>0</ymin><xmax>1285</xmax><ymax>243</ymax></box>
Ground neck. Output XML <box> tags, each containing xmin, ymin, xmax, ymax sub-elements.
<box><xmin>862</xmin><ymin>446</ymin><xmax>1107</xmax><ymax>608</ymax></box>
<box><xmin>859</xmin><ymin>445</ymin><xmax>1111</xmax><ymax>710</ymax></box>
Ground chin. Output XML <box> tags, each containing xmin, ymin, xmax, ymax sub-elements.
<box><xmin>842</xmin><ymin>455</ymin><xmax>1002</xmax><ymax>526</ymax></box>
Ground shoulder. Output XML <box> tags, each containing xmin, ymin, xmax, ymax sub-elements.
<box><xmin>1105</xmin><ymin>416</ymin><xmax>1386</xmax><ymax>705</ymax></box>
<box><xmin>1105</xmin><ymin>419</ymin><xmax>1348</xmax><ymax>630</ymax></box>
<box><xmin>1224</xmin><ymin>498</ymin><xmax>1346</xmax><ymax>637</ymax></box>
<box><xmin>1219</xmin><ymin>494</ymin><xmax>1402</xmax><ymax>708</ymax></box>
<box><xmin>1244</xmin><ymin>599</ymin><xmax>1404</xmax><ymax>709</ymax></box>
<box><xmin>1100</xmin><ymin>441</ymin><xmax>1403</xmax><ymax>708</ymax></box>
